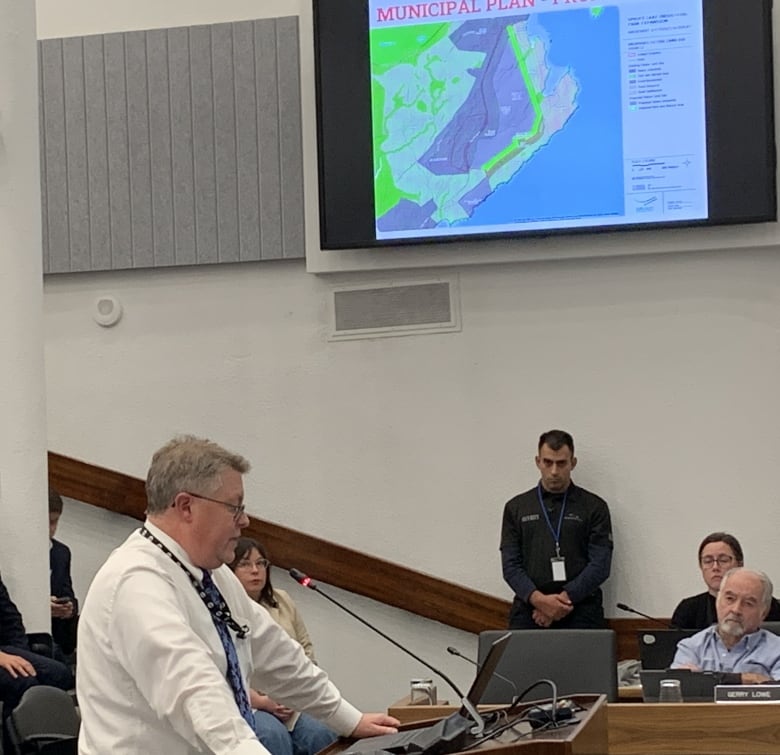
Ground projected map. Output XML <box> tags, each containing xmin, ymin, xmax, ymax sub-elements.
<box><xmin>371</xmin><ymin>8</ymin><xmax>623</xmax><ymax>238</ymax></box>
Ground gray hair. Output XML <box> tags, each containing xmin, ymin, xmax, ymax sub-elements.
<box><xmin>720</xmin><ymin>567</ymin><xmax>773</xmax><ymax>612</ymax></box>
<box><xmin>145</xmin><ymin>435</ymin><xmax>251</xmax><ymax>515</ymax></box>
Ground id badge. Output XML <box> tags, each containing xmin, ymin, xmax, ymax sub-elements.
<box><xmin>551</xmin><ymin>557</ymin><xmax>567</xmax><ymax>581</ymax></box>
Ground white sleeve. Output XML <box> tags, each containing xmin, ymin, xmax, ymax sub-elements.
<box><xmin>240</xmin><ymin>598</ymin><xmax>362</xmax><ymax>735</ymax></box>
<box><xmin>109</xmin><ymin>568</ymin><xmax>269</xmax><ymax>755</ymax></box>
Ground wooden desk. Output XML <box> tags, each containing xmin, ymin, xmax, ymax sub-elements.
<box><xmin>388</xmin><ymin>697</ymin><xmax>780</xmax><ymax>754</ymax></box>
<box><xmin>608</xmin><ymin>703</ymin><xmax>780</xmax><ymax>755</ymax></box>
<box><xmin>616</xmin><ymin>686</ymin><xmax>642</xmax><ymax>701</ymax></box>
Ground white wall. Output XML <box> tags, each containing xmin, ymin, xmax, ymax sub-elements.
<box><xmin>37</xmin><ymin>0</ymin><xmax>780</xmax><ymax>708</ymax></box>
<box><xmin>0</xmin><ymin>0</ymin><xmax>49</xmax><ymax>632</ymax></box>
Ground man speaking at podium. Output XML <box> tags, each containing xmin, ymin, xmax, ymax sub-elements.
<box><xmin>500</xmin><ymin>430</ymin><xmax>613</xmax><ymax>629</ymax></box>
<box><xmin>77</xmin><ymin>435</ymin><xmax>398</xmax><ymax>755</ymax></box>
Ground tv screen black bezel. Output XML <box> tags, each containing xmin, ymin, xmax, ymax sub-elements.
<box><xmin>312</xmin><ymin>0</ymin><xmax>776</xmax><ymax>251</ymax></box>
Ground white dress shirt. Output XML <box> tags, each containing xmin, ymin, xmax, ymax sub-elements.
<box><xmin>77</xmin><ymin>522</ymin><xmax>362</xmax><ymax>755</ymax></box>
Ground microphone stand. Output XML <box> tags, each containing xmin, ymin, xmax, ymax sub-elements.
<box><xmin>289</xmin><ymin>568</ymin><xmax>485</xmax><ymax>734</ymax></box>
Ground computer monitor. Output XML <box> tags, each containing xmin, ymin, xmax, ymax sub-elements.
<box><xmin>477</xmin><ymin>629</ymin><xmax>618</xmax><ymax>703</ymax></box>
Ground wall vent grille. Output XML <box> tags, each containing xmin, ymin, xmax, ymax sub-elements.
<box><xmin>330</xmin><ymin>278</ymin><xmax>460</xmax><ymax>340</ymax></box>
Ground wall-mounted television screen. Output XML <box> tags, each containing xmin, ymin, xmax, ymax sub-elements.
<box><xmin>313</xmin><ymin>0</ymin><xmax>776</xmax><ymax>250</ymax></box>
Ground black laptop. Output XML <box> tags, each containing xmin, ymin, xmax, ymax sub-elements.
<box><xmin>637</xmin><ymin>629</ymin><xmax>698</xmax><ymax>670</ymax></box>
<box><xmin>640</xmin><ymin>669</ymin><xmax>739</xmax><ymax>702</ymax></box>
<box><xmin>344</xmin><ymin>632</ymin><xmax>512</xmax><ymax>754</ymax></box>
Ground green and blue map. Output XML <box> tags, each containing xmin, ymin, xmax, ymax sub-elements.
<box><xmin>371</xmin><ymin>8</ymin><xmax>624</xmax><ymax>236</ymax></box>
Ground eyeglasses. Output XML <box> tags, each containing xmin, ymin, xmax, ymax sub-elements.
<box><xmin>184</xmin><ymin>491</ymin><xmax>246</xmax><ymax>522</ymax></box>
<box><xmin>700</xmin><ymin>556</ymin><xmax>735</xmax><ymax>568</ymax></box>
<box><xmin>235</xmin><ymin>557</ymin><xmax>270</xmax><ymax>570</ymax></box>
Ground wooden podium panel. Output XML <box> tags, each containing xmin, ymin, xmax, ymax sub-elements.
<box><xmin>370</xmin><ymin>694</ymin><xmax>607</xmax><ymax>755</ymax></box>
<box><xmin>608</xmin><ymin>703</ymin><xmax>780</xmax><ymax>755</ymax></box>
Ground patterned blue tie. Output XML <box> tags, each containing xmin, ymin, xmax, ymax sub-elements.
<box><xmin>201</xmin><ymin>570</ymin><xmax>256</xmax><ymax>731</ymax></box>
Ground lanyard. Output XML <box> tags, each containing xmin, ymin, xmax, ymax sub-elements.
<box><xmin>537</xmin><ymin>482</ymin><xmax>568</xmax><ymax>558</ymax></box>
<box><xmin>140</xmin><ymin>526</ymin><xmax>249</xmax><ymax>639</ymax></box>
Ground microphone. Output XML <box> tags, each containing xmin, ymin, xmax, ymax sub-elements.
<box><xmin>446</xmin><ymin>646</ymin><xmax>519</xmax><ymax>701</ymax></box>
<box><xmin>289</xmin><ymin>568</ymin><xmax>469</xmax><ymax>708</ymax></box>
<box><xmin>616</xmin><ymin>602</ymin><xmax>675</xmax><ymax>629</ymax></box>
<box><xmin>446</xmin><ymin>646</ymin><xmax>473</xmax><ymax>661</ymax></box>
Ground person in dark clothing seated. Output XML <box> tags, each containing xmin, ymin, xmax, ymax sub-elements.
<box><xmin>671</xmin><ymin>532</ymin><xmax>780</xmax><ymax>629</ymax></box>
<box><xmin>48</xmin><ymin>488</ymin><xmax>78</xmax><ymax>659</ymax></box>
<box><xmin>0</xmin><ymin>571</ymin><xmax>74</xmax><ymax>728</ymax></box>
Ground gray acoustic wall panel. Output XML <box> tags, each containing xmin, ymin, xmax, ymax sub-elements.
<box><xmin>39</xmin><ymin>17</ymin><xmax>303</xmax><ymax>274</ymax></box>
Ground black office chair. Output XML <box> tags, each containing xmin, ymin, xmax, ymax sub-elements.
<box><xmin>477</xmin><ymin>629</ymin><xmax>618</xmax><ymax>703</ymax></box>
<box><xmin>8</xmin><ymin>686</ymin><xmax>79</xmax><ymax>754</ymax></box>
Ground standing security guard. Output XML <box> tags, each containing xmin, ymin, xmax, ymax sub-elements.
<box><xmin>500</xmin><ymin>429</ymin><xmax>613</xmax><ymax>629</ymax></box>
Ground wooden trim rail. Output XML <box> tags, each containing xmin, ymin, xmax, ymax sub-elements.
<box><xmin>48</xmin><ymin>451</ymin><xmax>662</xmax><ymax>654</ymax></box>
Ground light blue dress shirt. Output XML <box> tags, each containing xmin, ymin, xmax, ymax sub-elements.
<box><xmin>672</xmin><ymin>626</ymin><xmax>780</xmax><ymax>678</ymax></box>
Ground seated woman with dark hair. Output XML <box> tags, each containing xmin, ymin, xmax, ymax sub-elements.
<box><xmin>672</xmin><ymin>531</ymin><xmax>780</xmax><ymax>629</ymax></box>
<box><xmin>229</xmin><ymin>538</ymin><xmax>338</xmax><ymax>755</ymax></box>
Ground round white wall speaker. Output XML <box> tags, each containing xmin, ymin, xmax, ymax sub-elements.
<box><xmin>93</xmin><ymin>295</ymin><xmax>123</xmax><ymax>327</ymax></box>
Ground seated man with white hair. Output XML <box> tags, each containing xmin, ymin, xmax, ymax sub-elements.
<box><xmin>672</xmin><ymin>567</ymin><xmax>780</xmax><ymax>684</ymax></box>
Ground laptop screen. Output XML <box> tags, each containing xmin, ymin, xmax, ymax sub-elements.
<box><xmin>460</xmin><ymin>632</ymin><xmax>511</xmax><ymax>713</ymax></box>
<box><xmin>344</xmin><ymin>633</ymin><xmax>512</xmax><ymax>755</ymax></box>
<box><xmin>637</xmin><ymin>629</ymin><xmax>698</xmax><ymax>670</ymax></box>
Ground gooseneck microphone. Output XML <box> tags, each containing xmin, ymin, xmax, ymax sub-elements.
<box><xmin>289</xmin><ymin>568</ymin><xmax>466</xmax><ymax>703</ymax></box>
<box><xmin>616</xmin><ymin>602</ymin><xmax>675</xmax><ymax>629</ymax></box>
<box><xmin>446</xmin><ymin>646</ymin><xmax>519</xmax><ymax>701</ymax></box>
<box><xmin>289</xmin><ymin>568</ymin><xmax>496</xmax><ymax>734</ymax></box>
<box><xmin>446</xmin><ymin>646</ymin><xmax>475</xmax><ymax>663</ymax></box>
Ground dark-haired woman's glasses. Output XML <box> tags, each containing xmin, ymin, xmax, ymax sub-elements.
<box><xmin>700</xmin><ymin>556</ymin><xmax>734</xmax><ymax>568</ymax></box>
<box><xmin>236</xmin><ymin>558</ymin><xmax>270</xmax><ymax>571</ymax></box>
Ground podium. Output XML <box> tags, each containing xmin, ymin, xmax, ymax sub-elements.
<box><xmin>338</xmin><ymin>694</ymin><xmax>608</xmax><ymax>755</ymax></box>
